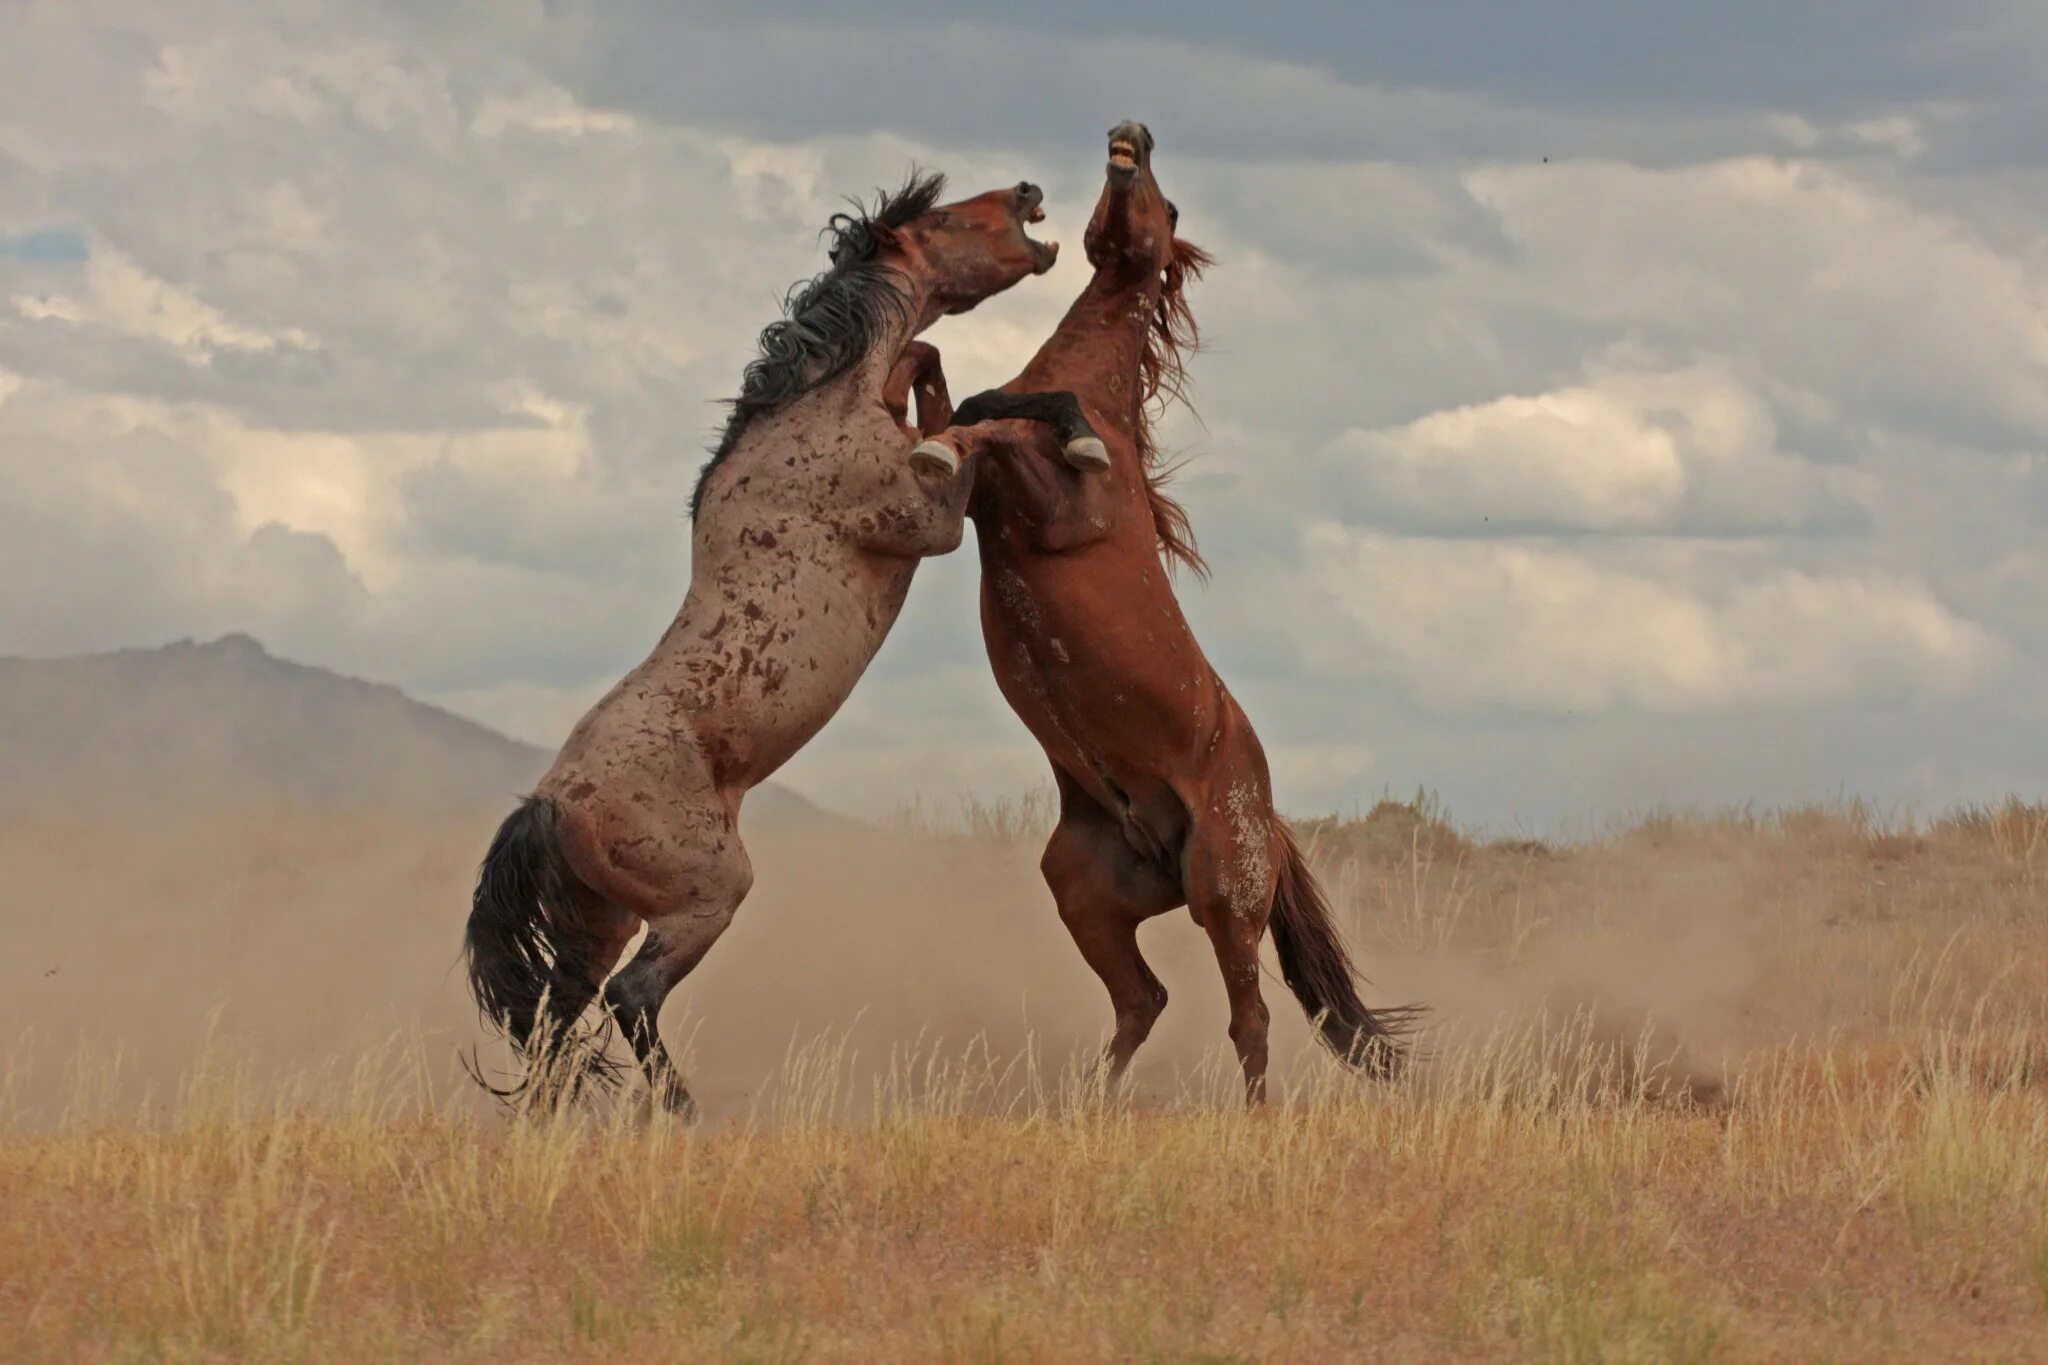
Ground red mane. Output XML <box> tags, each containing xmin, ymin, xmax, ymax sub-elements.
<box><xmin>1137</xmin><ymin>236</ymin><xmax>1214</xmax><ymax>577</ymax></box>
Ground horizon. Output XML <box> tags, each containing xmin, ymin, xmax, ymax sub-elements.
<box><xmin>3</xmin><ymin>628</ymin><xmax>2035</xmax><ymax>840</ymax></box>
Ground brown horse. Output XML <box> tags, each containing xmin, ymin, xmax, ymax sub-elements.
<box><xmin>464</xmin><ymin>173</ymin><xmax>1101</xmax><ymax>1114</ymax></box>
<box><xmin>909</xmin><ymin>124</ymin><xmax>1417</xmax><ymax>1102</ymax></box>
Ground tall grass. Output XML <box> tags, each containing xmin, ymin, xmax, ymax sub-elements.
<box><xmin>4</xmin><ymin>796</ymin><xmax>2048</xmax><ymax>1361</ymax></box>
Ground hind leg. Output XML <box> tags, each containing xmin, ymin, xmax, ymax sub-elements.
<box><xmin>602</xmin><ymin>833</ymin><xmax>753</xmax><ymax>1119</ymax></box>
<box><xmin>1040</xmin><ymin>774</ymin><xmax>1183</xmax><ymax>1084</ymax></box>
<box><xmin>557</xmin><ymin>788</ymin><xmax>753</xmax><ymax>1119</ymax></box>
<box><xmin>601</xmin><ymin>883</ymin><xmax>748</xmax><ymax>1118</ymax></box>
<box><xmin>532</xmin><ymin>904</ymin><xmax>638</xmax><ymax>1093</ymax></box>
<box><xmin>1182</xmin><ymin>783</ymin><xmax>1282</xmax><ymax>1105</ymax></box>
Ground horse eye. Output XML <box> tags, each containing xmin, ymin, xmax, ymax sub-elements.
<box><xmin>1167</xmin><ymin>201</ymin><xmax>1179</xmax><ymax>222</ymax></box>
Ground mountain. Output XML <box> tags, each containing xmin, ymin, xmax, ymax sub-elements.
<box><xmin>0</xmin><ymin>634</ymin><xmax>838</xmax><ymax>825</ymax></box>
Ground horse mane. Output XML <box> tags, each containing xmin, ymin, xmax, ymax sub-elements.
<box><xmin>692</xmin><ymin>170</ymin><xmax>949</xmax><ymax>518</ymax></box>
<box><xmin>1136</xmin><ymin>236</ymin><xmax>1215</xmax><ymax>577</ymax></box>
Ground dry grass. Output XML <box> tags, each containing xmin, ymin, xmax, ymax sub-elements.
<box><xmin>4</xmin><ymin>795</ymin><xmax>2048</xmax><ymax>1362</ymax></box>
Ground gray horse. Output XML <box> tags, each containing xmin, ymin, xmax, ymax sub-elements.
<box><xmin>464</xmin><ymin>173</ymin><xmax>1101</xmax><ymax>1114</ymax></box>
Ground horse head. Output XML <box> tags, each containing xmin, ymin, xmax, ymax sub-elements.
<box><xmin>855</xmin><ymin>177</ymin><xmax>1060</xmax><ymax>318</ymax></box>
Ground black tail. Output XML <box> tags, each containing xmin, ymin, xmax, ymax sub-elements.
<box><xmin>1268</xmin><ymin>820</ymin><xmax>1420</xmax><ymax>1078</ymax></box>
<box><xmin>463</xmin><ymin>795</ymin><xmax>620</xmax><ymax>1098</ymax></box>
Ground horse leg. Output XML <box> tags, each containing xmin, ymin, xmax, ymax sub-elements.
<box><xmin>910</xmin><ymin>389</ymin><xmax>1105</xmax><ymax>476</ymax></box>
<box><xmin>1040</xmin><ymin>776</ymin><xmax>1182</xmax><ymax>1085</ymax></box>
<box><xmin>1181</xmin><ymin>783</ymin><xmax>1282</xmax><ymax>1107</ymax></box>
<box><xmin>884</xmin><ymin>340</ymin><xmax>953</xmax><ymax>437</ymax></box>
<box><xmin>471</xmin><ymin>787</ymin><xmax>655</xmax><ymax>1106</ymax></box>
<box><xmin>910</xmin><ymin>344</ymin><xmax>952</xmax><ymax>435</ymax></box>
<box><xmin>531</xmin><ymin>906</ymin><xmax>637</xmax><ymax>1100</ymax></box>
<box><xmin>913</xmin><ymin>420</ymin><xmax>1122</xmax><ymax>553</ymax></box>
<box><xmin>959</xmin><ymin>389</ymin><xmax>1107</xmax><ymax>469</ymax></box>
<box><xmin>558</xmin><ymin>784</ymin><xmax>754</xmax><ymax>1120</ymax></box>
<box><xmin>600</xmin><ymin>832</ymin><xmax>753</xmax><ymax>1120</ymax></box>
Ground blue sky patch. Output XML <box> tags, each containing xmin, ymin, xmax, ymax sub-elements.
<box><xmin>0</xmin><ymin>227</ymin><xmax>90</xmax><ymax>263</ymax></box>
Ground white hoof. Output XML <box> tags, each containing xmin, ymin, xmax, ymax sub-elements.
<box><xmin>1064</xmin><ymin>436</ymin><xmax>1110</xmax><ymax>471</ymax></box>
<box><xmin>910</xmin><ymin>438</ymin><xmax>961</xmax><ymax>477</ymax></box>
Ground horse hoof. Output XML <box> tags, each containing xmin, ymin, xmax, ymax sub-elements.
<box><xmin>1064</xmin><ymin>436</ymin><xmax>1110</xmax><ymax>471</ymax></box>
<box><xmin>910</xmin><ymin>438</ymin><xmax>960</xmax><ymax>477</ymax></box>
<box><xmin>648</xmin><ymin>1078</ymin><xmax>699</xmax><ymax>1125</ymax></box>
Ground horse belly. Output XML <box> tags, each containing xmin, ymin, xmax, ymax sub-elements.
<box><xmin>982</xmin><ymin>562</ymin><xmax>1218</xmax><ymax>816</ymax></box>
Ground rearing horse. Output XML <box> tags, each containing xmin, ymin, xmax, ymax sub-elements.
<box><xmin>910</xmin><ymin>125</ymin><xmax>1416</xmax><ymax>1102</ymax></box>
<box><xmin>465</xmin><ymin>174</ymin><xmax>1100</xmax><ymax>1114</ymax></box>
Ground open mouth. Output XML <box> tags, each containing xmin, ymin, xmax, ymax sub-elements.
<box><xmin>1106</xmin><ymin>121</ymin><xmax>1152</xmax><ymax>179</ymax></box>
<box><xmin>1018</xmin><ymin>190</ymin><xmax>1058</xmax><ymax>271</ymax></box>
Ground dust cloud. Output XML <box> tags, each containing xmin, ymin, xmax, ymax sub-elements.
<box><xmin>0</xmin><ymin>799</ymin><xmax>1840</xmax><ymax>1126</ymax></box>
<box><xmin>0</xmin><ymin>804</ymin><xmax>1339</xmax><ymax>1124</ymax></box>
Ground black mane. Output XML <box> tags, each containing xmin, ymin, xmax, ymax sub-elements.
<box><xmin>691</xmin><ymin>171</ymin><xmax>947</xmax><ymax>518</ymax></box>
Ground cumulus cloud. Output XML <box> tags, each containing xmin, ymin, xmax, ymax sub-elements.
<box><xmin>0</xmin><ymin>368</ymin><xmax>369</xmax><ymax>658</ymax></box>
<box><xmin>0</xmin><ymin>6</ymin><xmax>1072</xmax><ymax>698</ymax></box>
<box><xmin>1465</xmin><ymin>157</ymin><xmax>2048</xmax><ymax>444</ymax></box>
<box><xmin>1324</xmin><ymin>359</ymin><xmax>1865</xmax><ymax>534</ymax></box>
<box><xmin>12</xmin><ymin>243</ymin><xmax>317</xmax><ymax>360</ymax></box>
<box><xmin>1300</xmin><ymin>525</ymin><xmax>1998</xmax><ymax>714</ymax></box>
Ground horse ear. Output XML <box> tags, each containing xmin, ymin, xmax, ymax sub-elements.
<box><xmin>868</xmin><ymin>220</ymin><xmax>902</xmax><ymax>249</ymax></box>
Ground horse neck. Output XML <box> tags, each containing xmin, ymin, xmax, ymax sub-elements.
<box><xmin>697</xmin><ymin>262</ymin><xmax>936</xmax><ymax>519</ymax></box>
<box><xmin>1021</xmin><ymin>267</ymin><xmax>1153</xmax><ymax>422</ymax></box>
<box><xmin>844</xmin><ymin>265</ymin><xmax>938</xmax><ymax>391</ymax></box>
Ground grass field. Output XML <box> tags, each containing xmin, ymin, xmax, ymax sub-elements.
<box><xmin>3</xmin><ymin>796</ymin><xmax>2047</xmax><ymax>1362</ymax></box>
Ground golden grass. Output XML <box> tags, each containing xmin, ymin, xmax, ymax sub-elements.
<box><xmin>4</xmin><ymin>796</ymin><xmax>2048</xmax><ymax>1362</ymax></box>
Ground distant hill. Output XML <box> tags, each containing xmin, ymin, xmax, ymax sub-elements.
<box><xmin>0</xmin><ymin>634</ymin><xmax>838</xmax><ymax>826</ymax></box>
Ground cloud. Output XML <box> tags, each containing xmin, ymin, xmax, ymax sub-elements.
<box><xmin>470</xmin><ymin>85</ymin><xmax>638</xmax><ymax>141</ymax></box>
<box><xmin>1465</xmin><ymin>157</ymin><xmax>2048</xmax><ymax>445</ymax></box>
<box><xmin>1299</xmin><ymin>525</ymin><xmax>1998</xmax><ymax>714</ymax></box>
<box><xmin>12</xmin><ymin>242</ymin><xmax>317</xmax><ymax>361</ymax></box>
<box><xmin>544</xmin><ymin>5</ymin><xmax>2048</xmax><ymax>166</ymax></box>
<box><xmin>1323</xmin><ymin>359</ymin><xmax>1865</xmax><ymax>534</ymax></box>
<box><xmin>0</xmin><ymin>368</ymin><xmax>370</xmax><ymax>660</ymax></box>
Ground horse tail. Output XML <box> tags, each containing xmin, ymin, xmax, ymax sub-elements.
<box><xmin>1267</xmin><ymin>819</ymin><xmax>1419</xmax><ymax>1078</ymax></box>
<box><xmin>463</xmin><ymin>795</ymin><xmax>620</xmax><ymax>1097</ymax></box>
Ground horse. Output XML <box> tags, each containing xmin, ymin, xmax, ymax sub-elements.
<box><xmin>464</xmin><ymin>172</ymin><xmax>1105</xmax><ymax>1115</ymax></box>
<box><xmin>906</xmin><ymin>124</ymin><xmax>1418</xmax><ymax>1103</ymax></box>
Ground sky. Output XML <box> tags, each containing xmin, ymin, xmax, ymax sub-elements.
<box><xmin>5</xmin><ymin>0</ymin><xmax>2048</xmax><ymax>830</ymax></box>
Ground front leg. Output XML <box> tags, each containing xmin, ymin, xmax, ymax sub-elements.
<box><xmin>912</xmin><ymin>350</ymin><xmax>953</xmax><ymax>436</ymax></box>
<box><xmin>959</xmin><ymin>390</ymin><xmax>1107</xmax><ymax>470</ymax></box>
<box><xmin>882</xmin><ymin>341</ymin><xmax>954</xmax><ymax>437</ymax></box>
<box><xmin>920</xmin><ymin>419</ymin><xmax>1121</xmax><ymax>553</ymax></box>
<box><xmin>910</xmin><ymin>389</ymin><xmax>1106</xmax><ymax>477</ymax></box>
